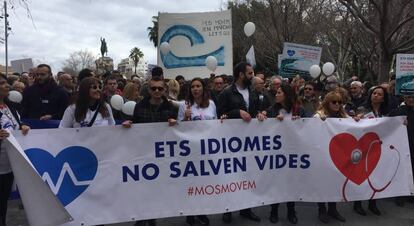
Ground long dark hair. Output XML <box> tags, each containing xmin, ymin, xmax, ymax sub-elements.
<box><xmin>187</xmin><ymin>77</ymin><xmax>210</xmax><ymax>108</ymax></box>
<box><xmin>274</xmin><ymin>83</ymin><xmax>296</xmax><ymax>113</ymax></box>
<box><xmin>366</xmin><ymin>86</ymin><xmax>389</xmax><ymax>115</ymax></box>
<box><xmin>75</xmin><ymin>77</ymin><xmax>109</xmax><ymax>122</ymax></box>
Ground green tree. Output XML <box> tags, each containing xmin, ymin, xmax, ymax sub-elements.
<box><xmin>147</xmin><ymin>16</ymin><xmax>159</xmax><ymax>47</ymax></box>
<box><xmin>129</xmin><ymin>47</ymin><xmax>144</xmax><ymax>74</ymax></box>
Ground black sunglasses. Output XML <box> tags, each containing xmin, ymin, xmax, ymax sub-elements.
<box><xmin>150</xmin><ymin>86</ymin><xmax>165</xmax><ymax>92</ymax></box>
<box><xmin>90</xmin><ymin>84</ymin><xmax>102</xmax><ymax>90</ymax></box>
<box><xmin>331</xmin><ymin>100</ymin><xmax>342</xmax><ymax>105</ymax></box>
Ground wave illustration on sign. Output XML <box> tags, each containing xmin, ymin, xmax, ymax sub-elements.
<box><xmin>160</xmin><ymin>25</ymin><xmax>225</xmax><ymax>69</ymax></box>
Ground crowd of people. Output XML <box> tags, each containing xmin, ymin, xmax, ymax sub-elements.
<box><xmin>0</xmin><ymin>61</ymin><xmax>413</xmax><ymax>226</ymax></box>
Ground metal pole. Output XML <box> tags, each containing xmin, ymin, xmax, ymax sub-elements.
<box><xmin>4</xmin><ymin>0</ymin><xmax>8</xmax><ymax>76</ymax></box>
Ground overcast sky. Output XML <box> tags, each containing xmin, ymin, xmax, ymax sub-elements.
<box><xmin>0</xmin><ymin>0</ymin><xmax>224</xmax><ymax>73</ymax></box>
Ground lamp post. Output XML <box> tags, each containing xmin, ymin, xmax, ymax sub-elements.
<box><xmin>3</xmin><ymin>0</ymin><xmax>10</xmax><ymax>76</ymax></box>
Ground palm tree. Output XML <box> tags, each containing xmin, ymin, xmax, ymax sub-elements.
<box><xmin>129</xmin><ymin>47</ymin><xmax>144</xmax><ymax>74</ymax></box>
<box><xmin>147</xmin><ymin>16</ymin><xmax>158</xmax><ymax>47</ymax></box>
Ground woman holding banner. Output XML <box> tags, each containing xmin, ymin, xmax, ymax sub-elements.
<box><xmin>178</xmin><ymin>77</ymin><xmax>217</xmax><ymax>122</ymax></box>
<box><xmin>178</xmin><ymin>77</ymin><xmax>216</xmax><ymax>226</ymax></box>
<box><xmin>352</xmin><ymin>86</ymin><xmax>389</xmax><ymax>216</ymax></box>
<box><xmin>314</xmin><ymin>91</ymin><xmax>347</xmax><ymax>223</ymax></box>
<box><xmin>266</xmin><ymin>84</ymin><xmax>303</xmax><ymax>224</ymax></box>
<box><xmin>59</xmin><ymin>77</ymin><xmax>115</xmax><ymax>128</ymax></box>
<box><xmin>0</xmin><ymin>74</ymin><xmax>30</xmax><ymax>226</ymax></box>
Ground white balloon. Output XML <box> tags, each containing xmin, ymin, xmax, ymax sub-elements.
<box><xmin>160</xmin><ymin>42</ymin><xmax>171</xmax><ymax>55</ymax></box>
<box><xmin>122</xmin><ymin>101</ymin><xmax>136</xmax><ymax>116</ymax></box>
<box><xmin>244</xmin><ymin>22</ymin><xmax>256</xmax><ymax>37</ymax></box>
<box><xmin>8</xmin><ymin>90</ymin><xmax>22</xmax><ymax>103</ymax></box>
<box><xmin>322</xmin><ymin>62</ymin><xmax>335</xmax><ymax>76</ymax></box>
<box><xmin>110</xmin><ymin>95</ymin><xmax>124</xmax><ymax>111</ymax></box>
<box><xmin>309</xmin><ymin>65</ymin><xmax>321</xmax><ymax>78</ymax></box>
<box><xmin>205</xmin><ymin>56</ymin><xmax>218</xmax><ymax>72</ymax></box>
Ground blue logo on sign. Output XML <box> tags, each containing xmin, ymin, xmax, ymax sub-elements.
<box><xmin>160</xmin><ymin>24</ymin><xmax>225</xmax><ymax>69</ymax></box>
<box><xmin>25</xmin><ymin>146</ymin><xmax>98</xmax><ymax>206</ymax></box>
<box><xmin>287</xmin><ymin>50</ymin><xmax>295</xmax><ymax>56</ymax></box>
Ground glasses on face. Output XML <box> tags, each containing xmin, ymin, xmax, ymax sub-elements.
<box><xmin>331</xmin><ymin>100</ymin><xmax>342</xmax><ymax>105</ymax></box>
<box><xmin>214</xmin><ymin>82</ymin><xmax>223</xmax><ymax>85</ymax></box>
<box><xmin>150</xmin><ymin>86</ymin><xmax>165</xmax><ymax>92</ymax></box>
<box><xmin>90</xmin><ymin>84</ymin><xmax>102</xmax><ymax>90</ymax></box>
<box><xmin>36</xmin><ymin>73</ymin><xmax>49</xmax><ymax>77</ymax></box>
<box><xmin>304</xmin><ymin>87</ymin><xmax>313</xmax><ymax>91</ymax></box>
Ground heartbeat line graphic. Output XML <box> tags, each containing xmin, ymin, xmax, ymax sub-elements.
<box><xmin>41</xmin><ymin>162</ymin><xmax>93</xmax><ymax>194</ymax></box>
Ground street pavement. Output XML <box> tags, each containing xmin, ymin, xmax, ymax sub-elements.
<box><xmin>7</xmin><ymin>198</ymin><xmax>414</xmax><ymax>226</ymax></box>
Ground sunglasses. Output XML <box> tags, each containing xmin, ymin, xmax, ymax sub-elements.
<box><xmin>150</xmin><ymin>86</ymin><xmax>165</xmax><ymax>92</ymax></box>
<box><xmin>36</xmin><ymin>73</ymin><xmax>49</xmax><ymax>77</ymax></box>
<box><xmin>90</xmin><ymin>84</ymin><xmax>102</xmax><ymax>90</ymax></box>
<box><xmin>331</xmin><ymin>100</ymin><xmax>342</xmax><ymax>105</ymax></box>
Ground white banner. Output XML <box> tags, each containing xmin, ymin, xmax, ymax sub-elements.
<box><xmin>396</xmin><ymin>54</ymin><xmax>414</xmax><ymax>95</ymax></box>
<box><xmin>9</xmin><ymin>117</ymin><xmax>414</xmax><ymax>226</ymax></box>
<box><xmin>157</xmin><ymin>10</ymin><xmax>233</xmax><ymax>79</ymax></box>
<box><xmin>280</xmin><ymin>42</ymin><xmax>322</xmax><ymax>78</ymax></box>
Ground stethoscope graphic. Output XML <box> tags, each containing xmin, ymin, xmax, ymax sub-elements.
<box><xmin>341</xmin><ymin>140</ymin><xmax>401</xmax><ymax>201</ymax></box>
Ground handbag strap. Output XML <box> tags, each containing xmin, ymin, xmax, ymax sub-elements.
<box><xmin>87</xmin><ymin>104</ymin><xmax>100</xmax><ymax>127</ymax></box>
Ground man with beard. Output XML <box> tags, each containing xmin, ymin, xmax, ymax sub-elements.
<box><xmin>22</xmin><ymin>64</ymin><xmax>69</xmax><ymax>120</ymax></box>
<box><xmin>217</xmin><ymin>62</ymin><xmax>265</xmax><ymax>223</ymax></box>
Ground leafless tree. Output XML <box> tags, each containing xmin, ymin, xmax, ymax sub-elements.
<box><xmin>339</xmin><ymin>0</ymin><xmax>414</xmax><ymax>82</ymax></box>
<box><xmin>62</xmin><ymin>50</ymin><xmax>97</xmax><ymax>76</ymax></box>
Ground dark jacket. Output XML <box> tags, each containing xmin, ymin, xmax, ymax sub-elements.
<box><xmin>217</xmin><ymin>84</ymin><xmax>265</xmax><ymax>119</ymax></box>
<box><xmin>21</xmin><ymin>82</ymin><xmax>69</xmax><ymax>120</ymax></box>
<box><xmin>132</xmin><ymin>96</ymin><xmax>177</xmax><ymax>123</ymax></box>
<box><xmin>210</xmin><ymin>90</ymin><xmax>221</xmax><ymax>105</ymax></box>
<box><xmin>345</xmin><ymin>95</ymin><xmax>367</xmax><ymax>116</ymax></box>
<box><xmin>390</xmin><ymin>105</ymin><xmax>414</xmax><ymax>157</ymax></box>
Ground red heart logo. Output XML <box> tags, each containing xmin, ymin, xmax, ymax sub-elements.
<box><xmin>329</xmin><ymin>132</ymin><xmax>381</xmax><ymax>185</ymax></box>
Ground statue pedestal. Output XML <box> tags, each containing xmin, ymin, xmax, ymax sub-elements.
<box><xmin>95</xmin><ymin>57</ymin><xmax>114</xmax><ymax>74</ymax></box>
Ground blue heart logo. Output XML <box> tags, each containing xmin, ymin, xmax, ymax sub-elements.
<box><xmin>287</xmin><ymin>50</ymin><xmax>295</xmax><ymax>56</ymax></box>
<box><xmin>25</xmin><ymin>146</ymin><xmax>98</xmax><ymax>206</ymax></box>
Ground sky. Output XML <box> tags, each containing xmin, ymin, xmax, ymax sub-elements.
<box><xmin>0</xmin><ymin>0</ymin><xmax>225</xmax><ymax>73</ymax></box>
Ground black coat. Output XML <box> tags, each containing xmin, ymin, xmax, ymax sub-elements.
<box><xmin>21</xmin><ymin>82</ymin><xmax>69</xmax><ymax>120</ymax></box>
<box><xmin>217</xmin><ymin>84</ymin><xmax>265</xmax><ymax>119</ymax></box>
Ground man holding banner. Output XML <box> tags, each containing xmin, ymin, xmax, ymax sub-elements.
<box><xmin>217</xmin><ymin>62</ymin><xmax>265</xmax><ymax>223</ymax></box>
<box><xmin>128</xmin><ymin>76</ymin><xmax>178</xmax><ymax>226</ymax></box>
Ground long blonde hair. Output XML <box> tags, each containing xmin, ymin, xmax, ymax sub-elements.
<box><xmin>123</xmin><ymin>82</ymin><xmax>140</xmax><ymax>102</ymax></box>
<box><xmin>317</xmin><ymin>91</ymin><xmax>348</xmax><ymax>118</ymax></box>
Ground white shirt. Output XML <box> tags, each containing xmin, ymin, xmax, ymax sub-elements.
<box><xmin>59</xmin><ymin>103</ymin><xmax>115</xmax><ymax>128</ymax></box>
<box><xmin>0</xmin><ymin>105</ymin><xmax>19</xmax><ymax>174</ymax></box>
<box><xmin>178</xmin><ymin>100</ymin><xmax>217</xmax><ymax>121</ymax></box>
<box><xmin>236</xmin><ymin>86</ymin><xmax>250</xmax><ymax>109</ymax></box>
